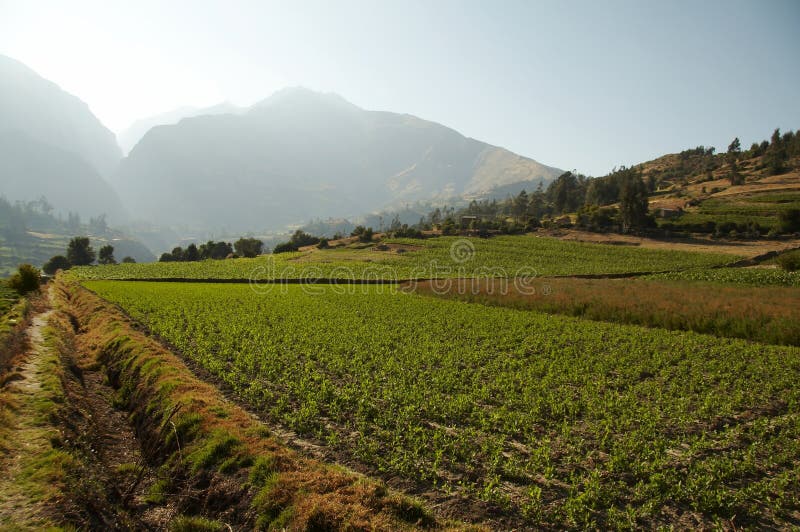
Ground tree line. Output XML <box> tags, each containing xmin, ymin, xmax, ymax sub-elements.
<box><xmin>158</xmin><ymin>238</ymin><xmax>263</xmax><ymax>262</ymax></box>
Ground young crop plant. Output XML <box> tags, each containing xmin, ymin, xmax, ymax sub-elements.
<box><xmin>84</xmin><ymin>280</ymin><xmax>800</xmax><ymax>529</ymax></box>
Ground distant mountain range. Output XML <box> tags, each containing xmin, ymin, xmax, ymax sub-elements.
<box><xmin>1</xmin><ymin>55</ymin><xmax>563</xmax><ymax>242</ymax></box>
<box><xmin>117</xmin><ymin>87</ymin><xmax>563</xmax><ymax>232</ymax></box>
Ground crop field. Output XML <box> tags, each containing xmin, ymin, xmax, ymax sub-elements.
<box><xmin>70</xmin><ymin>235</ymin><xmax>740</xmax><ymax>281</ymax></box>
<box><xmin>412</xmin><ymin>277</ymin><xmax>800</xmax><ymax>346</ymax></box>
<box><xmin>646</xmin><ymin>267</ymin><xmax>800</xmax><ymax>287</ymax></box>
<box><xmin>699</xmin><ymin>192</ymin><xmax>800</xmax><ymax>216</ymax></box>
<box><xmin>662</xmin><ymin>191</ymin><xmax>800</xmax><ymax>232</ymax></box>
<box><xmin>84</xmin><ymin>280</ymin><xmax>800</xmax><ymax>528</ymax></box>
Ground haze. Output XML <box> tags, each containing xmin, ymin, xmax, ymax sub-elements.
<box><xmin>1</xmin><ymin>0</ymin><xmax>799</xmax><ymax>175</ymax></box>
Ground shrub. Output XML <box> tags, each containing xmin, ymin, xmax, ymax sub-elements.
<box><xmin>779</xmin><ymin>209</ymin><xmax>800</xmax><ymax>233</ymax></box>
<box><xmin>42</xmin><ymin>255</ymin><xmax>71</xmax><ymax>275</ymax></box>
<box><xmin>272</xmin><ymin>242</ymin><xmax>298</xmax><ymax>254</ymax></box>
<box><xmin>8</xmin><ymin>264</ymin><xmax>41</xmax><ymax>295</ymax></box>
<box><xmin>777</xmin><ymin>250</ymin><xmax>800</xmax><ymax>272</ymax></box>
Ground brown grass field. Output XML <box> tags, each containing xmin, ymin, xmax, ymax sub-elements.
<box><xmin>412</xmin><ymin>277</ymin><xmax>800</xmax><ymax>346</ymax></box>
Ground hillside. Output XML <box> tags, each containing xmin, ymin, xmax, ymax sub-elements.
<box><xmin>116</xmin><ymin>87</ymin><xmax>562</xmax><ymax>232</ymax></box>
<box><xmin>0</xmin><ymin>55</ymin><xmax>126</xmax><ymax>223</ymax></box>
<box><xmin>0</xmin><ymin>197</ymin><xmax>154</xmax><ymax>277</ymax></box>
<box><xmin>639</xmin><ymin>135</ymin><xmax>800</xmax><ymax>233</ymax></box>
<box><xmin>0</xmin><ymin>55</ymin><xmax>121</xmax><ymax>177</ymax></box>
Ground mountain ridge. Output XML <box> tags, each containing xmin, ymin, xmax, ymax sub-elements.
<box><xmin>117</xmin><ymin>87</ymin><xmax>563</xmax><ymax>232</ymax></box>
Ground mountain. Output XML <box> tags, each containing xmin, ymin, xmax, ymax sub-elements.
<box><xmin>117</xmin><ymin>87</ymin><xmax>562</xmax><ymax>232</ymax></box>
<box><xmin>117</xmin><ymin>102</ymin><xmax>241</xmax><ymax>154</ymax></box>
<box><xmin>0</xmin><ymin>55</ymin><xmax>126</xmax><ymax>222</ymax></box>
<box><xmin>0</xmin><ymin>54</ymin><xmax>122</xmax><ymax>177</ymax></box>
<box><xmin>0</xmin><ymin>130</ymin><xmax>126</xmax><ymax>220</ymax></box>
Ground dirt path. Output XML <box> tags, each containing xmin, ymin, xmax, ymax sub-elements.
<box><xmin>0</xmin><ymin>309</ymin><xmax>57</xmax><ymax>529</ymax></box>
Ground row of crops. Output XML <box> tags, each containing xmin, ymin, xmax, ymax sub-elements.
<box><xmin>71</xmin><ymin>235</ymin><xmax>740</xmax><ymax>281</ymax></box>
<box><xmin>85</xmin><ymin>281</ymin><xmax>800</xmax><ymax>528</ymax></box>
<box><xmin>645</xmin><ymin>267</ymin><xmax>800</xmax><ymax>286</ymax></box>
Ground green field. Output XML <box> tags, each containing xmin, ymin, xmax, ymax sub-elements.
<box><xmin>70</xmin><ymin>235</ymin><xmax>740</xmax><ymax>281</ymax></box>
<box><xmin>662</xmin><ymin>191</ymin><xmax>800</xmax><ymax>232</ymax></box>
<box><xmin>85</xmin><ymin>280</ymin><xmax>800</xmax><ymax>528</ymax></box>
<box><xmin>646</xmin><ymin>267</ymin><xmax>800</xmax><ymax>286</ymax></box>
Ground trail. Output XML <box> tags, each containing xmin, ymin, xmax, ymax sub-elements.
<box><xmin>0</xmin><ymin>307</ymin><xmax>56</xmax><ymax>529</ymax></box>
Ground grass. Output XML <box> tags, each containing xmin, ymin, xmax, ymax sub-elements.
<box><xmin>83</xmin><ymin>280</ymin><xmax>800</xmax><ymax>528</ymax></box>
<box><xmin>68</xmin><ymin>234</ymin><xmax>741</xmax><ymax>281</ymax></box>
<box><xmin>412</xmin><ymin>277</ymin><xmax>800</xmax><ymax>346</ymax></box>
<box><xmin>0</xmin><ymin>313</ymin><xmax>75</xmax><ymax>529</ymax></box>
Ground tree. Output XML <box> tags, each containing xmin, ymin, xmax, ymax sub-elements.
<box><xmin>765</xmin><ymin>128</ymin><xmax>788</xmax><ymax>175</ymax></box>
<box><xmin>184</xmin><ymin>243</ymin><xmax>200</xmax><ymax>261</ymax></box>
<box><xmin>234</xmin><ymin>237</ymin><xmax>264</xmax><ymax>258</ymax></box>
<box><xmin>67</xmin><ymin>237</ymin><xmax>95</xmax><ymax>266</ymax></box>
<box><xmin>727</xmin><ymin>137</ymin><xmax>741</xmax><ymax>156</ymax></box>
<box><xmin>43</xmin><ymin>255</ymin><xmax>71</xmax><ymax>275</ymax></box>
<box><xmin>198</xmin><ymin>241</ymin><xmax>233</xmax><ymax>260</ymax></box>
<box><xmin>727</xmin><ymin>137</ymin><xmax>744</xmax><ymax>185</ymax></box>
<box><xmin>9</xmin><ymin>264</ymin><xmax>41</xmax><ymax>295</ymax></box>
<box><xmin>357</xmin><ymin>227</ymin><xmax>374</xmax><ymax>243</ymax></box>
<box><xmin>619</xmin><ymin>171</ymin><xmax>649</xmax><ymax>232</ymax></box>
<box><xmin>121</xmin><ymin>256</ymin><xmax>136</xmax><ymax>263</ymax></box>
<box><xmin>98</xmin><ymin>244</ymin><xmax>116</xmax><ymax>265</ymax></box>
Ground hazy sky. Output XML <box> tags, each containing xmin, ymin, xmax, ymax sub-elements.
<box><xmin>1</xmin><ymin>0</ymin><xmax>798</xmax><ymax>175</ymax></box>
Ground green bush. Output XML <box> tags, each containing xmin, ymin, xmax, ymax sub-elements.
<box><xmin>777</xmin><ymin>250</ymin><xmax>800</xmax><ymax>272</ymax></box>
<box><xmin>42</xmin><ymin>255</ymin><xmax>71</xmax><ymax>275</ymax></box>
<box><xmin>8</xmin><ymin>264</ymin><xmax>41</xmax><ymax>295</ymax></box>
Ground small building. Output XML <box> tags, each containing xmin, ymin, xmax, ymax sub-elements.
<box><xmin>658</xmin><ymin>208</ymin><xmax>683</xmax><ymax>219</ymax></box>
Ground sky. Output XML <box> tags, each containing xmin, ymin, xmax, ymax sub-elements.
<box><xmin>1</xmin><ymin>0</ymin><xmax>798</xmax><ymax>175</ymax></box>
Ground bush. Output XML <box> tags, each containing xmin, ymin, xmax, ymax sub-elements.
<box><xmin>317</xmin><ymin>238</ymin><xmax>329</xmax><ymax>249</ymax></box>
<box><xmin>8</xmin><ymin>264</ymin><xmax>41</xmax><ymax>295</ymax></box>
<box><xmin>779</xmin><ymin>209</ymin><xmax>800</xmax><ymax>233</ymax></box>
<box><xmin>272</xmin><ymin>242</ymin><xmax>298</xmax><ymax>254</ymax></box>
<box><xmin>42</xmin><ymin>255</ymin><xmax>70</xmax><ymax>275</ymax></box>
<box><xmin>777</xmin><ymin>250</ymin><xmax>800</xmax><ymax>272</ymax></box>
<box><xmin>234</xmin><ymin>237</ymin><xmax>264</xmax><ymax>258</ymax></box>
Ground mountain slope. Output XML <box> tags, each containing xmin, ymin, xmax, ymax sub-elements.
<box><xmin>0</xmin><ymin>54</ymin><xmax>122</xmax><ymax>177</ymax></box>
<box><xmin>117</xmin><ymin>87</ymin><xmax>562</xmax><ymax>231</ymax></box>
<box><xmin>0</xmin><ymin>130</ymin><xmax>126</xmax><ymax>221</ymax></box>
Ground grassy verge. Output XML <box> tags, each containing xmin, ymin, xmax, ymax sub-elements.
<box><xmin>56</xmin><ymin>277</ymin><xmax>469</xmax><ymax>530</ymax></box>
<box><xmin>0</xmin><ymin>305</ymin><xmax>80</xmax><ymax>530</ymax></box>
<box><xmin>412</xmin><ymin>277</ymin><xmax>800</xmax><ymax>346</ymax></box>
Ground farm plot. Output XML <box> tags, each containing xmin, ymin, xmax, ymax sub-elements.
<box><xmin>85</xmin><ymin>280</ymin><xmax>800</xmax><ymax>528</ymax></box>
<box><xmin>71</xmin><ymin>235</ymin><xmax>740</xmax><ymax>281</ymax></box>
<box><xmin>646</xmin><ymin>267</ymin><xmax>800</xmax><ymax>287</ymax></box>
